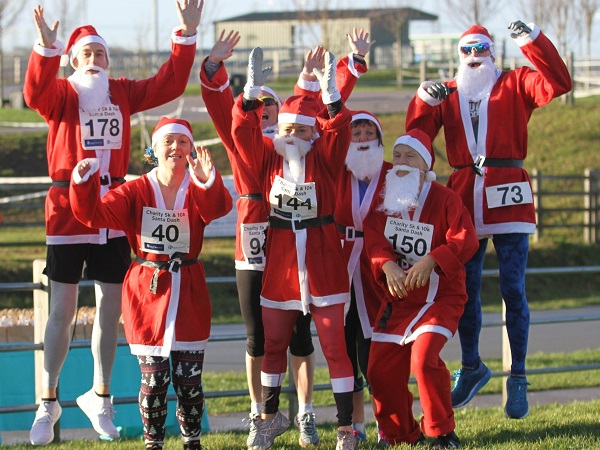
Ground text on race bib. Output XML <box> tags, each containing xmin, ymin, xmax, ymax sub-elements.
<box><xmin>269</xmin><ymin>175</ymin><xmax>317</xmax><ymax>221</ymax></box>
<box><xmin>141</xmin><ymin>207</ymin><xmax>190</xmax><ymax>255</ymax></box>
<box><xmin>241</xmin><ymin>222</ymin><xmax>268</xmax><ymax>265</ymax></box>
<box><xmin>485</xmin><ymin>182</ymin><xmax>533</xmax><ymax>209</ymax></box>
<box><xmin>79</xmin><ymin>104</ymin><xmax>124</xmax><ymax>150</ymax></box>
<box><xmin>384</xmin><ymin>217</ymin><xmax>434</xmax><ymax>269</ymax></box>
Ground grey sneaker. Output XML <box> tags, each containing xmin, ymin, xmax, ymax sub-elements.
<box><xmin>245</xmin><ymin>413</ymin><xmax>261</xmax><ymax>447</ymax></box>
<box><xmin>336</xmin><ymin>430</ymin><xmax>356</xmax><ymax>450</ymax></box>
<box><xmin>247</xmin><ymin>411</ymin><xmax>290</xmax><ymax>450</ymax></box>
<box><xmin>76</xmin><ymin>389</ymin><xmax>120</xmax><ymax>438</ymax></box>
<box><xmin>295</xmin><ymin>412</ymin><xmax>320</xmax><ymax>447</ymax></box>
<box><xmin>30</xmin><ymin>400</ymin><xmax>62</xmax><ymax>445</ymax></box>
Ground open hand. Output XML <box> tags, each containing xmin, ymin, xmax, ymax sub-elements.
<box><xmin>176</xmin><ymin>0</ymin><xmax>204</xmax><ymax>36</ymax></box>
<box><xmin>208</xmin><ymin>30</ymin><xmax>240</xmax><ymax>64</ymax></box>
<box><xmin>33</xmin><ymin>4</ymin><xmax>59</xmax><ymax>48</ymax></box>
<box><xmin>188</xmin><ymin>146</ymin><xmax>213</xmax><ymax>183</ymax></box>
<box><xmin>347</xmin><ymin>27</ymin><xmax>375</xmax><ymax>58</ymax></box>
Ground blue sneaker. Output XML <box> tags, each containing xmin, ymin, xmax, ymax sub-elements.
<box><xmin>451</xmin><ymin>361</ymin><xmax>492</xmax><ymax>408</ymax></box>
<box><xmin>505</xmin><ymin>376</ymin><xmax>530</xmax><ymax>419</ymax></box>
<box><xmin>351</xmin><ymin>424</ymin><xmax>367</xmax><ymax>446</ymax></box>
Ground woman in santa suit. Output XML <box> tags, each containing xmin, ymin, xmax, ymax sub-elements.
<box><xmin>69</xmin><ymin>117</ymin><xmax>232</xmax><ymax>450</ymax></box>
<box><xmin>364</xmin><ymin>129</ymin><xmax>478</xmax><ymax>448</ymax></box>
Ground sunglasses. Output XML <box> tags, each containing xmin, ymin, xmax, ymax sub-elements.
<box><xmin>460</xmin><ymin>43</ymin><xmax>491</xmax><ymax>55</ymax></box>
<box><xmin>259</xmin><ymin>96</ymin><xmax>278</xmax><ymax>107</ymax></box>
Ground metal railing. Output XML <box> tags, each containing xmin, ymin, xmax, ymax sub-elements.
<box><xmin>1</xmin><ymin>263</ymin><xmax>600</xmax><ymax>422</ymax></box>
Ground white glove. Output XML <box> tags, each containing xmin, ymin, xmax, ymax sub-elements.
<box><xmin>243</xmin><ymin>47</ymin><xmax>272</xmax><ymax>100</ymax></box>
<box><xmin>313</xmin><ymin>51</ymin><xmax>341</xmax><ymax>105</ymax></box>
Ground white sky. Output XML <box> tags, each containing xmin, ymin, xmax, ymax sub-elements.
<box><xmin>5</xmin><ymin>0</ymin><xmax>599</xmax><ymax>57</ymax></box>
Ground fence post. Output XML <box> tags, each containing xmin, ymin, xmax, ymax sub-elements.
<box><xmin>583</xmin><ymin>168</ymin><xmax>599</xmax><ymax>244</ymax></box>
<box><xmin>32</xmin><ymin>259</ymin><xmax>60</xmax><ymax>442</ymax></box>
<box><xmin>531</xmin><ymin>169</ymin><xmax>541</xmax><ymax>243</ymax></box>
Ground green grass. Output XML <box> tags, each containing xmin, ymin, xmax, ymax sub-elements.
<box><xmin>3</xmin><ymin>392</ymin><xmax>600</xmax><ymax>449</ymax></box>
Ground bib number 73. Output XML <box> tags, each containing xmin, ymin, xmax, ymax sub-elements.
<box><xmin>485</xmin><ymin>182</ymin><xmax>533</xmax><ymax>209</ymax></box>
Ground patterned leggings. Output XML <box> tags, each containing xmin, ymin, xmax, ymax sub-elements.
<box><xmin>137</xmin><ymin>350</ymin><xmax>205</xmax><ymax>447</ymax></box>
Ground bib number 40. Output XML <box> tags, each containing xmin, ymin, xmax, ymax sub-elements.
<box><xmin>152</xmin><ymin>224</ymin><xmax>179</xmax><ymax>242</ymax></box>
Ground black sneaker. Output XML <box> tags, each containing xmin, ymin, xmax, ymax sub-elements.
<box><xmin>432</xmin><ymin>431</ymin><xmax>460</xmax><ymax>449</ymax></box>
<box><xmin>411</xmin><ymin>433</ymin><xmax>428</xmax><ymax>446</ymax></box>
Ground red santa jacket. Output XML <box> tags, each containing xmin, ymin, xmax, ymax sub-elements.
<box><xmin>406</xmin><ymin>25</ymin><xmax>572</xmax><ymax>236</ymax></box>
<box><xmin>232</xmin><ymin>95</ymin><xmax>352</xmax><ymax>313</ymax></box>
<box><xmin>335</xmin><ymin>161</ymin><xmax>392</xmax><ymax>337</ymax></box>
<box><xmin>70</xmin><ymin>167</ymin><xmax>232</xmax><ymax>356</ymax></box>
<box><xmin>364</xmin><ymin>181</ymin><xmax>478</xmax><ymax>345</ymax></box>
<box><xmin>24</xmin><ymin>30</ymin><xmax>196</xmax><ymax>245</ymax></box>
<box><xmin>200</xmin><ymin>58</ymin><xmax>269</xmax><ymax>271</ymax></box>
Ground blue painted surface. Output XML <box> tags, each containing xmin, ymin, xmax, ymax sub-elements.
<box><xmin>0</xmin><ymin>347</ymin><xmax>210</xmax><ymax>435</ymax></box>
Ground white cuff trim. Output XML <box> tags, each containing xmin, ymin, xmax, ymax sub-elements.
<box><xmin>514</xmin><ymin>23</ymin><xmax>540</xmax><ymax>47</ymax></box>
<box><xmin>190</xmin><ymin>166</ymin><xmax>216</xmax><ymax>189</ymax></box>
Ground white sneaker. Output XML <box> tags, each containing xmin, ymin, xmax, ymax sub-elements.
<box><xmin>30</xmin><ymin>400</ymin><xmax>62</xmax><ymax>445</ymax></box>
<box><xmin>76</xmin><ymin>389</ymin><xmax>120</xmax><ymax>439</ymax></box>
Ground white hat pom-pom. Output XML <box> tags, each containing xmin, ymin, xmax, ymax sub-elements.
<box><xmin>425</xmin><ymin>171</ymin><xmax>436</xmax><ymax>182</ymax></box>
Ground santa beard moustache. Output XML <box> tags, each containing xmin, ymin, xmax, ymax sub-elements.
<box><xmin>68</xmin><ymin>65</ymin><xmax>110</xmax><ymax>112</ymax></box>
<box><xmin>345</xmin><ymin>140</ymin><xmax>384</xmax><ymax>181</ymax></box>
<box><xmin>272</xmin><ymin>134</ymin><xmax>313</xmax><ymax>180</ymax></box>
<box><xmin>379</xmin><ymin>165</ymin><xmax>422</xmax><ymax>215</ymax></box>
<box><xmin>455</xmin><ymin>56</ymin><xmax>497</xmax><ymax>102</ymax></box>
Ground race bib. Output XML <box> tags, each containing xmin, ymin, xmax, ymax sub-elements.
<box><xmin>141</xmin><ymin>207</ymin><xmax>190</xmax><ymax>254</ymax></box>
<box><xmin>79</xmin><ymin>104</ymin><xmax>124</xmax><ymax>150</ymax></box>
<box><xmin>485</xmin><ymin>182</ymin><xmax>533</xmax><ymax>209</ymax></box>
<box><xmin>269</xmin><ymin>175</ymin><xmax>317</xmax><ymax>221</ymax></box>
<box><xmin>241</xmin><ymin>222</ymin><xmax>268</xmax><ymax>265</ymax></box>
<box><xmin>384</xmin><ymin>217</ymin><xmax>434</xmax><ymax>269</ymax></box>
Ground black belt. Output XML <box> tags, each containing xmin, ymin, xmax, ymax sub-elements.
<box><xmin>135</xmin><ymin>253</ymin><xmax>198</xmax><ymax>294</ymax></box>
<box><xmin>268</xmin><ymin>214</ymin><xmax>335</xmax><ymax>231</ymax></box>
<box><xmin>239</xmin><ymin>193</ymin><xmax>263</xmax><ymax>201</ymax></box>
<box><xmin>51</xmin><ymin>176</ymin><xmax>126</xmax><ymax>188</ymax></box>
<box><xmin>337</xmin><ymin>224</ymin><xmax>364</xmax><ymax>240</ymax></box>
<box><xmin>453</xmin><ymin>157</ymin><xmax>523</xmax><ymax>176</ymax></box>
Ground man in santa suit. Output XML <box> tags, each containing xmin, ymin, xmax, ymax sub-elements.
<box><xmin>333</xmin><ymin>111</ymin><xmax>391</xmax><ymax>446</ymax></box>
<box><xmin>200</xmin><ymin>31</ymin><xmax>371</xmax><ymax>448</ymax></box>
<box><xmin>406</xmin><ymin>21</ymin><xmax>572</xmax><ymax>418</ymax></box>
<box><xmin>364</xmin><ymin>129</ymin><xmax>478</xmax><ymax>448</ymax></box>
<box><xmin>232</xmin><ymin>50</ymin><xmax>356</xmax><ymax>450</ymax></box>
<box><xmin>23</xmin><ymin>2</ymin><xmax>202</xmax><ymax>444</ymax></box>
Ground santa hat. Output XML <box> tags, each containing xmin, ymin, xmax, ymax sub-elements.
<box><xmin>458</xmin><ymin>25</ymin><xmax>496</xmax><ymax>59</ymax></box>
<box><xmin>61</xmin><ymin>25</ymin><xmax>110</xmax><ymax>68</ymax></box>
<box><xmin>260</xmin><ymin>85</ymin><xmax>282</xmax><ymax>108</ymax></box>
<box><xmin>151</xmin><ymin>117</ymin><xmax>194</xmax><ymax>148</ymax></box>
<box><xmin>393</xmin><ymin>129</ymin><xmax>436</xmax><ymax>182</ymax></box>
<box><xmin>278</xmin><ymin>95</ymin><xmax>320</xmax><ymax>127</ymax></box>
<box><xmin>351</xmin><ymin>110</ymin><xmax>384</xmax><ymax>140</ymax></box>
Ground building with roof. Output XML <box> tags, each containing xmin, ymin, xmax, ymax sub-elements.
<box><xmin>214</xmin><ymin>8</ymin><xmax>438</xmax><ymax>76</ymax></box>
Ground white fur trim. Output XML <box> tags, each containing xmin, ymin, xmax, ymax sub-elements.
<box><xmin>260</xmin><ymin>86</ymin><xmax>282</xmax><ymax>107</ymax></box>
<box><xmin>296</xmin><ymin>76</ymin><xmax>320</xmax><ymax>93</ymax></box>
<box><xmin>190</xmin><ymin>166</ymin><xmax>216</xmax><ymax>189</ymax></box>
<box><xmin>200</xmin><ymin>77</ymin><xmax>230</xmax><ymax>92</ymax></box>
<box><xmin>171</xmin><ymin>26</ymin><xmax>197</xmax><ymax>45</ymax></box>
<box><xmin>417</xmin><ymin>82</ymin><xmax>443</xmax><ymax>106</ymax></box>
<box><xmin>425</xmin><ymin>171</ymin><xmax>436</xmax><ymax>182</ymax></box>
<box><xmin>70</xmin><ymin>35</ymin><xmax>109</xmax><ymax>66</ymax></box>
<box><xmin>458</xmin><ymin>33</ymin><xmax>496</xmax><ymax>59</ymax></box>
<box><xmin>514</xmin><ymin>23</ymin><xmax>540</xmax><ymax>47</ymax></box>
<box><xmin>278</xmin><ymin>112</ymin><xmax>316</xmax><ymax>127</ymax></box>
<box><xmin>393</xmin><ymin>135</ymin><xmax>432</xmax><ymax>169</ymax></box>
<box><xmin>34</xmin><ymin>39</ymin><xmax>65</xmax><ymax>58</ymax></box>
<box><xmin>152</xmin><ymin>123</ymin><xmax>194</xmax><ymax>148</ymax></box>
<box><xmin>351</xmin><ymin>112</ymin><xmax>383</xmax><ymax>138</ymax></box>
<box><xmin>347</xmin><ymin>52</ymin><xmax>363</xmax><ymax>79</ymax></box>
<box><xmin>72</xmin><ymin>158</ymin><xmax>100</xmax><ymax>184</ymax></box>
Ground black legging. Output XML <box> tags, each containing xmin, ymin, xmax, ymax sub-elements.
<box><xmin>236</xmin><ymin>269</ymin><xmax>314</xmax><ymax>357</ymax></box>
<box><xmin>344</xmin><ymin>284</ymin><xmax>372</xmax><ymax>393</ymax></box>
<box><xmin>137</xmin><ymin>350</ymin><xmax>205</xmax><ymax>448</ymax></box>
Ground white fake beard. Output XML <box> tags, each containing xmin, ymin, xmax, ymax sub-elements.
<box><xmin>345</xmin><ymin>140</ymin><xmax>384</xmax><ymax>181</ymax></box>
<box><xmin>273</xmin><ymin>134</ymin><xmax>313</xmax><ymax>180</ymax></box>
<box><xmin>68</xmin><ymin>65</ymin><xmax>110</xmax><ymax>112</ymax></box>
<box><xmin>379</xmin><ymin>165</ymin><xmax>422</xmax><ymax>215</ymax></box>
<box><xmin>455</xmin><ymin>56</ymin><xmax>497</xmax><ymax>102</ymax></box>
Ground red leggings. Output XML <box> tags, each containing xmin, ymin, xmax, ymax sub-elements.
<box><xmin>261</xmin><ymin>304</ymin><xmax>354</xmax><ymax>423</ymax></box>
<box><xmin>368</xmin><ymin>333</ymin><xmax>455</xmax><ymax>444</ymax></box>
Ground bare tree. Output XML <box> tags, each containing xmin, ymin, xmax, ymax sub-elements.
<box><xmin>520</xmin><ymin>0</ymin><xmax>579</xmax><ymax>56</ymax></box>
<box><xmin>517</xmin><ymin>0</ymin><xmax>552</xmax><ymax>28</ymax></box>
<box><xmin>0</xmin><ymin>0</ymin><xmax>24</xmax><ymax>105</ymax></box>
<box><xmin>442</xmin><ymin>0</ymin><xmax>504</xmax><ymax>28</ymax></box>
<box><xmin>580</xmin><ymin>0</ymin><xmax>599</xmax><ymax>58</ymax></box>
